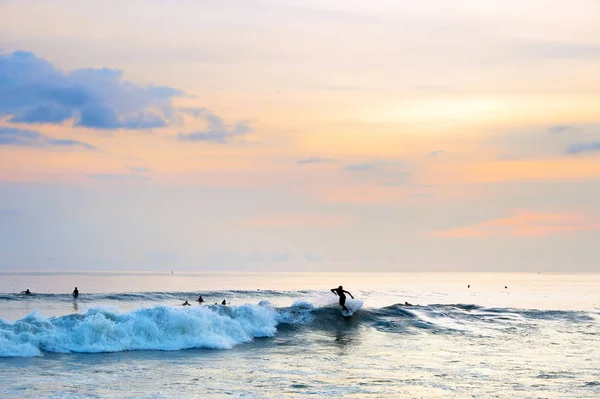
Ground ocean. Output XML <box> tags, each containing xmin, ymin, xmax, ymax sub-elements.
<box><xmin>0</xmin><ymin>272</ymin><xmax>598</xmax><ymax>398</ymax></box>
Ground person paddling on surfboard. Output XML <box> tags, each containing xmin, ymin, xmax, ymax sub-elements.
<box><xmin>331</xmin><ymin>286</ymin><xmax>354</xmax><ymax>312</ymax></box>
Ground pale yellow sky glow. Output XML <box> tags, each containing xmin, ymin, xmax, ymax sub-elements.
<box><xmin>1</xmin><ymin>0</ymin><xmax>599</xmax><ymax>271</ymax></box>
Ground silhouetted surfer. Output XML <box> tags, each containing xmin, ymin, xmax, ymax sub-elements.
<box><xmin>182</xmin><ymin>300</ymin><xmax>191</xmax><ymax>306</ymax></box>
<box><xmin>72</xmin><ymin>287</ymin><xmax>79</xmax><ymax>298</ymax></box>
<box><xmin>331</xmin><ymin>286</ymin><xmax>353</xmax><ymax>312</ymax></box>
<box><xmin>21</xmin><ymin>289</ymin><xmax>31</xmax><ymax>295</ymax></box>
<box><xmin>221</xmin><ymin>299</ymin><xmax>227</xmax><ymax>305</ymax></box>
<box><xmin>198</xmin><ymin>296</ymin><xmax>204</xmax><ymax>303</ymax></box>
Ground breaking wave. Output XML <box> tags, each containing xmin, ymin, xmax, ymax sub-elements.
<box><xmin>1</xmin><ymin>296</ymin><xmax>596</xmax><ymax>357</ymax></box>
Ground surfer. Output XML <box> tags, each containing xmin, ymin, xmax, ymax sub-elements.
<box><xmin>72</xmin><ymin>287</ymin><xmax>79</xmax><ymax>298</ymax></box>
<box><xmin>182</xmin><ymin>300</ymin><xmax>191</xmax><ymax>306</ymax></box>
<box><xmin>198</xmin><ymin>295</ymin><xmax>204</xmax><ymax>303</ymax></box>
<box><xmin>21</xmin><ymin>289</ymin><xmax>31</xmax><ymax>295</ymax></box>
<box><xmin>221</xmin><ymin>299</ymin><xmax>227</xmax><ymax>305</ymax></box>
<box><xmin>331</xmin><ymin>286</ymin><xmax>354</xmax><ymax>312</ymax></box>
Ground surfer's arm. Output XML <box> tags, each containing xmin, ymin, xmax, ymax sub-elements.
<box><xmin>344</xmin><ymin>290</ymin><xmax>354</xmax><ymax>298</ymax></box>
<box><xmin>330</xmin><ymin>288</ymin><xmax>337</xmax><ymax>296</ymax></box>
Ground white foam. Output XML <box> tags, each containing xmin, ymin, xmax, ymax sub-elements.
<box><xmin>0</xmin><ymin>304</ymin><xmax>278</xmax><ymax>357</ymax></box>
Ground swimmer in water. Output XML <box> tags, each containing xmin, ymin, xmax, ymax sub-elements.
<box><xmin>198</xmin><ymin>296</ymin><xmax>204</xmax><ymax>303</ymax></box>
<box><xmin>330</xmin><ymin>285</ymin><xmax>354</xmax><ymax>312</ymax></box>
<box><xmin>72</xmin><ymin>287</ymin><xmax>79</xmax><ymax>298</ymax></box>
<box><xmin>182</xmin><ymin>300</ymin><xmax>191</xmax><ymax>306</ymax></box>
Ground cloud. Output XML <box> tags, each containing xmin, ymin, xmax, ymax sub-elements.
<box><xmin>296</xmin><ymin>157</ymin><xmax>336</xmax><ymax>165</ymax></box>
<box><xmin>304</xmin><ymin>252</ymin><xmax>324</xmax><ymax>262</ymax></box>
<box><xmin>177</xmin><ymin>108</ymin><xmax>251</xmax><ymax>143</ymax></box>
<box><xmin>0</xmin><ymin>51</ymin><xmax>183</xmax><ymax>129</ymax></box>
<box><xmin>0</xmin><ymin>127</ymin><xmax>96</xmax><ymax>149</ymax></box>
<box><xmin>86</xmin><ymin>173</ymin><xmax>150</xmax><ymax>181</ymax></box>
<box><xmin>378</xmin><ymin>173</ymin><xmax>410</xmax><ymax>187</ymax></box>
<box><xmin>343</xmin><ymin>162</ymin><xmax>379</xmax><ymax>172</ymax></box>
<box><xmin>242</xmin><ymin>215</ymin><xmax>350</xmax><ymax>228</ymax></box>
<box><xmin>548</xmin><ymin>125</ymin><xmax>573</xmax><ymax>134</ymax></box>
<box><xmin>566</xmin><ymin>142</ymin><xmax>600</xmax><ymax>155</ymax></box>
<box><xmin>428</xmin><ymin>150</ymin><xmax>446</xmax><ymax>157</ymax></box>
<box><xmin>433</xmin><ymin>211</ymin><xmax>600</xmax><ymax>238</ymax></box>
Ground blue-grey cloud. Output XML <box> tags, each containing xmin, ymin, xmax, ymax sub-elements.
<box><xmin>0</xmin><ymin>127</ymin><xmax>96</xmax><ymax>149</ymax></box>
<box><xmin>179</xmin><ymin>107</ymin><xmax>209</xmax><ymax>118</ymax></box>
<box><xmin>379</xmin><ymin>173</ymin><xmax>410</xmax><ymax>187</ymax></box>
<box><xmin>566</xmin><ymin>142</ymin><xmax>600</xmax><ymax>155</ymax></box>
<box><xmin>296</xmin><ymin>157</ymin><xmax>336</xmax><ymax>164</ymax></box>
<box><xmin>343</xmin><ymin>162</ymin><xmax>379</xmax><ymax>172</ymax></box>
<box><xmin>428</xmin><ymin>150</ymin><xmax>446</xmax><ymax>157</ymax></box>
<box><xmin>86</xmin><ymin>173</ymin><xmax>150</xmax><ymax>181</ymax></box>
<box><xmin>304</xmin><ymin>252</ymin><xmax>324</xmax><ymax>262</ymax></box>
<box><xmin>548</xmin><ymin>125</ymin><xmax>571</xmax><ymax>134</ymax></box>
<box><xmin>0</xmin><ymin>209</ymin><xmax>17</xmax><ymax>216</ymax></box>
<box><xmin>0</xmin><ymin>51</ymin><xmax>183</xmax><ymax>129</ymax></box>
<box><xmin>177</xmin><ymin>108</ymin><xmax>251</xmax><ymax>143</ymax></box>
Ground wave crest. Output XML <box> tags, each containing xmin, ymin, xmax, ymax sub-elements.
<box><xmin>0</xmin><ymin>304</ymin><xmax>277</xmax><ymax>357</ymax></box>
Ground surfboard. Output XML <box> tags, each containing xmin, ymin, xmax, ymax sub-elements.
<box><xmin>340</xmin><ymin>299</ymin><xmax>363</xmax><ymax>317</ymax></box>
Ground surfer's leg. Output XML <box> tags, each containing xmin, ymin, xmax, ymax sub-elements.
<box><xmin>339</xmin><ymin>297</ymin><xmax>348</xmax><ymax>311</ymax></box>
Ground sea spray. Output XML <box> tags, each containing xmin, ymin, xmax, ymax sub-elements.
<box><xmin>0</xmin><ymin>304</ymin><xmax>279</xmax><ymax>357</ymax></box>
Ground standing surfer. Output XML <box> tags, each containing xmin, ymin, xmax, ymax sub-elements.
<box><xmin>331</xmin><ymin>286</ymin><xmax>354</xmax><ymax>312</ymax></box>
<box><xmin>73</xmin><ymin>287</ymin><xmax>79</xmax><ymax>298</ymax></box>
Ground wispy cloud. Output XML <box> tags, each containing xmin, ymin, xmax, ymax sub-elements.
<box><xmin>566</xmin><ymin>142</ymin><xmax>600</xmax><ymax>155</ymax></box>
<box><xmin>343</xmin><ymin>162</ymin><xmax>379</xmax><ymax>172</ymax></box>
<box><xmin>378</xmin><ymin>173</ymin><xmax>410</xmax><ymax>187</ymax></box>
<box><xmin>177</xmin><ymin>108</ymin><xmax>251</xmax><ymax>143</ymax></box>
<box><xmin>296</xmin><ymin>157</ymin><xmax>336</xmax><ymax>165</ymax></box>
<box><xmin>0</xmin><ymin>127</ymin><xmax>96</xmax><ymax>149</ymax></box>
<box><xmin>433</xmin><ymin>211</ymin><xmax>600</xmax><ymax>238</ymax></box>
<box><xmin>548</xmin><ymin>125</ymin><xmax>573</xmax><ymax>134</ymax></box>
<box><xmin>86</xmin><ymin>173</ymin><xmax>150</xmax><ymax>181</ymax></box>
<box><xmin>241</xmin><ymin>215</ymin><xmax>350</xmax><ymax>228</ymax></box>
<box><xmin>428</xmin><ymin>150</ymin><xmax>446</xmax><ymax>157</ymax></box>
<box><xmin>0</xmin><ymin>51</ymin><xmax>183</xmax><ymax>129</ymax></box>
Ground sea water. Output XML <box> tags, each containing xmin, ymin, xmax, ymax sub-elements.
<box><xmin>0</xmin><ymin>272</ymin><xmax>598</xmax><ymax>398</ymax></box>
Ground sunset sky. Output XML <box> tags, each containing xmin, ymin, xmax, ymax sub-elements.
<box><xmin>1</xmin><ymin>0</ymin><xmax>599</xmax><ymax>271</ymax></box>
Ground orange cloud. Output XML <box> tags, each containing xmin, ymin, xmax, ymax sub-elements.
<box><xmin>421</xmin><ymin>158</ymin><xmax>600</xmax><ymax>185</ymax></box>
<box><xmin>241</xmin><ymin>215</ymin><xmax>350</xmax><ymax>228</ymax></box>
<box><xmin>433</xmin><ymin>211</ymin><xmax>600</xmax><ymax>238</ymax></box>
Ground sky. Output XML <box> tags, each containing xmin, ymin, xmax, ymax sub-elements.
<box><xmin>1</xmin><ymin>0</ymin><xmax>599</xmax><ymax>272</ymax></box>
